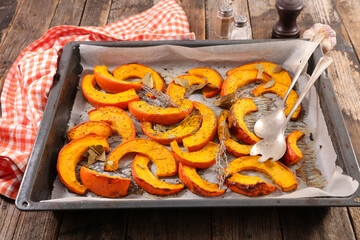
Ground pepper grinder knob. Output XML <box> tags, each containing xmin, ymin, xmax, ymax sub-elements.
<box><xmin>272</xmin><ymin>0</ymin><xmax>304</xmax><ymax>39</ymax></box>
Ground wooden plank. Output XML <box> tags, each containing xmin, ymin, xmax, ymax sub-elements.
<box><xmin>107</xmin><ymin>0</ymin><xmax>153</xmax><ymax>24</ymax></box>
<box><xmin>0</xmin><ymin>0</ymin><xmax>22</xmax><ymax>44</ymax></box>
<box><xmin>247</xmin><ymin>0</ymin><xmax>277</xmax><ymax>39</ymax></box>
<box><xmin>0</xmin><ymin>199</ymin><xmax>21</xmax><ymax>240</ymax></box>
<box><xmin>212</xmin><ymin>208</ymin><xmax>282</xmax><ymax>240</ymax></box>
<box><xmin>178</xmin><ymin>0</ymin><xmax>205</xmax><ymax>40</ymax></box>
<box><xmin>127</xmin><ymin>208</ymin><xmax>211</xmax><ymax>239</ymax></box>
<box><xmin>50</xmin><ymin>0</ymin><xmax>87</xmax><ymax>27</ymax></box>
<box><xmin>348</xmin><ymin>207</ymin><xmax>360</xmax><ymax>239</ymax></box>
<box><xmin>80</xmin><ymin>0</ymin><xmax>112</xmax><ymax>27</ymax></box>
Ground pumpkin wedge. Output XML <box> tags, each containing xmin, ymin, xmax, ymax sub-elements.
<box><xmin>88</xmin><ymin>107</ymin><xmax>136</xmax><ymax>141</ymax></box>
<box><xmin>182</xmin><ymin>102</ymin><xmax>217</xmax><ymax>152</ymax></box>
<box><xmin>178</xmin><ymin>162</ymin><xmax>226</xmax><ymax>197</ymax></box>
<box><xmin>226</xmin><ymin>61</ymin><xmax>292</xmax><ymax>86</ymax></box>
<box><xmin>221</xmin><ymin>69</ymin><xmax>271</xmax><ymax>96</ymax></box>
<box><xmin>225</xmin><ymin>173</ymin><xmax>277</xmax><ymax>196</ymax></box>
<box><xmin>57</xmin><ymin>135</ymin><xmax>109</xmax><ymax>195</ymax></box>
<box><xmin>170</xmin><ymin>141</ymin><xmax>218</xmax><ymax>169</ymax></box>
<box><xmin>128</xmin><ymin>99</ymin><xmax>193</xmax><ymax>126</ymax></box>
<box><xmin>141</xmin><ymin>115</ymin><xmax>202</xmax><ymax>145</ymax></box>
<box><xmin>187</xmin><ymin>67</ymin><xmax>222</xmax><ymax>98</ymax></box>
<box><xmin>229</xmin><ymin>98</ymin><xmax>262</xmax><ymax>144</ymax></box>
<box><xmin>282</xmin><ymin>130</ymin><xmax>305</xmax><ymax>165</ymax></box>
<box><xmin>81</xmin><ymin>74</ymin><xmax>139</xmax><ymax>109</ymax></box>
<box><xmin>252</xmin><ymin>82</ymin><xmax>301</xmax><ymax>120</ymax></box>
<box><xmin>226</xmin><ymin>156</ymin><xmax>298</xmax><ymax>191</ymax></box>
<box><xmin>132</xmin><ymin>155</ymin><xmax>184</xmax><ymax>195</ymax></box>
<box><xmin>166</xmin><ymin>74</ymin><xmax>207</xmax><ymax>101</ymax></box>
<box><xmin>94</xmin><ymin>65</ymin><xmax>143</xmax><ymax>93</ymax></box>
<box><xmin>104</xmin><ymin>138</ymin><xmax>177</xmax><ymax>177</ymax></box>
<box><xmin>80</xmin><ymin>166</ymin><xmax>131</xmax><ymax>198</ymax></box>
<box><xmin>217</xmin><ymin>110</ymin><xmax>253</xmax><ymax>157</ymax></box>
<box><xmin>67</xmin><ymin>121</ymin><xmax>113</xmax><ymax>141</ymax></box>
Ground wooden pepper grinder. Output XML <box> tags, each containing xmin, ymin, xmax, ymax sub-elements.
<box><xmin>272</xmin><ymin>0</ymin><xmax>304</xmax><ymax>39</ymax></box>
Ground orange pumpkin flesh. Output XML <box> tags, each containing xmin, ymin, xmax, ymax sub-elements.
<box><xmin>182</xmin><ymin>102</ymin><xmax>217</xmax><ymax>152</ymax></box>
<box><xmin>57</xmin><ymin>135</ymin><xmax>110</xmax><ymax>195</ymax></box>
<box><xmin>94</xmin><ymin>65</ymin><xmax>143</xmax><ymax>93</ymax></box>
<box><xmin>217</xmin><ymin>110</ymin><xmax>253</xmax><ymax>157</ymax></box>
<box><xmin>252</xmin><ymin>82</ymin><xmax>301</xmax><ymax>120</ymax></box>
<box><xmin>128</xmin><ymin>99</ymin><xmax>193</xmax><ymax>126</ymax></box>
<box><xmin>67</xmin><ymin>121</ymin><xmax>114</xmax><ymax>141</ymax></box>
<box><xmin>178</xmin><ymin>162</ymin><xmax>226</xmax><ymax>197</ymax></box>
<box><xmin>225</xmin><ymin>173</ymin><xmax>277</xmax><ymax>196</ymax></box>
<box><xmin>81</xmin><ymin>74</ymin><xmax>139</xmax><ymax>109</ymax></box>
<box><xmin>104</xmin><ymin>138</ymin><xmax>177</xmax><ymax>177</ymax></box>
<box><xmin>80</xmin><ymin>167</ymin><xmax>131</xmax><ymax>198</ymax></box>
<box><xmin>221</xmin><ymin>69</ymin><xmax>271</xmax><ymax>96</ymax></box>
<box><xmin>282</xmin><ymin>130</ymin><xmax>305</xmax><ymax>165</ymax></box>
<box><xmin>226</xmin><ymin>61</ymin><xmax>292</xmax><ymax>86</ymax></box>
<box><xmin>166</xmin><ymin>74</ymin><xmax>207</xmax><ymax>101</ymax></box>
<box><xmin>187</xmin><ymin>67</ymin><xmax>222</xmax><ymax>98</ymax></box>
<box><xmin>88</xmin><ymin>107</ymin><xmax>136</xmax><ymax>141</ymax></box>
<box><xmin>229</xmin><ymin>98</ymin><xmax>262</xmax><ymax>144</ymax></box>
<box><xmin>131</xmin><ymin>155</ymin><xmax>184</xmax><ymax>195</ymax></box>
<box><xmin>170</xmin><ymin>141</ymin><xmax>218</xmax><ymax>169</ymax></box>
<box><xmin>141</xmin><ymin>115</ymin><xmax>202</xmax><ymax>145</ymax></box>
<box><xmin>226</xmin><ymin>156</ymin><xmax>298</xmax><ymax>191</ymax></box>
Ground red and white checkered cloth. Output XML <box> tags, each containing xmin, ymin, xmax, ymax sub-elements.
<box><xmin>0</xmin><ymin>0</ymin><xmax>195</xmax><ymax>199</ymax></box>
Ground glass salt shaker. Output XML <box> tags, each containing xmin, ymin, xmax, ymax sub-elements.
<box><xmin>214</xmin><ymin>5</ymin><xmax>234</xmax><ymax>39</ymax></box>
<box><xmin>228</xmin><ymin>15</ymin><xmax>252</xmax><ymax>40</ymax></box>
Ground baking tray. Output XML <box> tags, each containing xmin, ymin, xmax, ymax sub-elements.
<box><xmin>15</xmin><ymin>40</ymin><xmax>360</xmax><ymax>210</ymax></box>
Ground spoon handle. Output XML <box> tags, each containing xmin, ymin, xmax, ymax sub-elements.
<box><xmin>281</xmin><ymin>33</ymin><xmax>325</xmax><ymax>106</ymax></box>
<box><xmin>281</xmin><ymin>56</ymin><xmax>333</xmax><ymax>130</ymax></box>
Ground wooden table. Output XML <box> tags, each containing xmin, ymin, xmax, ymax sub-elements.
<box><xmin>1</xmin><ymin>0</ymin><xmax>360</xmax><ymax>239</ymax></box>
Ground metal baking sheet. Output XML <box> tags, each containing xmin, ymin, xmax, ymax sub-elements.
<box><xmin>15</xmin><ymin>40</ymin><xmax>360</xmax><ymax>210</ymax></box>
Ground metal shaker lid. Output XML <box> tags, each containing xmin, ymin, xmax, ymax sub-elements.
<box><xmin>233</xmin><ymin>15</ymin><xmax>248</xmax><ymax>27</ymax></box>
<box><xmin>219</xmin><ymin>5</ymin><xmax>233</xmax><ymax>17</ymax></box>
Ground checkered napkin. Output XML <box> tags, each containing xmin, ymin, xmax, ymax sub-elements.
<box><xmin>0</xmin><ymin>0</ymin><xmax>195</xmax><ymax>199</ymax></box>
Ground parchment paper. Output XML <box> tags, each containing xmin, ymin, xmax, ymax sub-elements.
<box><xmin>45</xmin><ymin>40</ymin><xmax>359</xmax><ymax>203</ymax></box>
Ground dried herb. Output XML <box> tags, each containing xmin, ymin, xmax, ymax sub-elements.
<box><xmin>82</xmin><ymin>145</ymin><xmax>106</xmax><ymax>167</ymax></box>
<box><xmin>207</xmin><ymin>83</ymin><xmax>221</xmax><ymax>89</ymax></box>
<box><xmin>213</xmin><ymin>92</ymin><xmax>236</xmax><ymax>108</ymax></box>
<box><xmin>263</xmin><ymin>78</ymin><xmax>275</xmax><ymax>89</ymax></box>
<box><xmin>215</xmin><ymin>126</ymin><xmax>229</xmax><ymax>189</ymax></box>
<box><xmin>174</xmin><ymin>77</ymin><xmax>190</xmax><ymax>89</ymax></box>
<box><xmin>184</xmin><ymin>83</ymin><xmax>207</xmax><ymax>98</ymax></box>
<box><xmin>142</xmin><ymin>72</ymin><xmax>154</xmax><ymax>88</ymax></box>
<box><xmin>136</xmin><ymin>163</ymin><xmax>147</xmax><ymax>170</ymax></box>
<box><xmin>272</xmin><ymin>64</ymin><xmax>283</xmax><ymax>73</ymax></box>
<box><xmin>253</xmin><ymin>63</ymin><xmax>265</xmax><ymax>79</ymax></box>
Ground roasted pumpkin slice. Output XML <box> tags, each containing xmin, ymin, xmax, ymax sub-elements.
<box><xmin>178</xmin><ymin>162</ymin><xmax>226</xmax><ymax>197</ymax></box>
<box><xmin>166</xmin><ymin>74</ymin><xmax>207</xmax><ymax>101</ymax></box>
<box><xmin>80</xmin><ymin>167</ymin><xmax>131</xmax><ymax>198</ymax></box>
<box><xmin>225</xmin><ymin>173</ymin><xmax>277</xmax><ymax>196</ymax></box>
<box><xmin>57</xmin><ymin>135</ymin><xmax>109</xmax><ymax>195</ymax></box>
<box><xmin>132</xmin><ymin>154</ymin><xmax>184</xmax><ymax>195</ymax></box>
<box><xmin>182</xmin><ymin>102</ymin><xmax>217</xmax><ymax>152</ymax></box>
<box><xmin>104</xmin><ymin>138</ymin><xmax>177</xmax><ymax>177</ymax></box>
<box><xmin>128</xmin><ymin>99</ymin><xmax>193</xmax><ymax>126</ymax></box>
<box><xmin>187</xmin><ymin>67</ymin><xmax>222</xmax><ymax>98</ymax></box>
<box><xmin>282</xmin><ymin>130</ymin><xmax>305</xmax><ymax>165</ymax></box>
<box><xmin>226</xmin><ymin>156</ymin><xmax>298</xmax><ymax>191</ymax></box>
<box><xmin>94</xmin><ymin>65</ymin><xmax>143</xmax><ymax>93</ymax></box>
<box><xmin>252</xmin><ymin>82</ymin><xmax>301</xmax><ymax>120</ymax></box>
<box><xmin>141</xmin><ymin>115</ymin><xmax>202</xmax><ymax>145</ymax></box>
<box><xmin>221</xmin><ymin>69</ymin><xmax>271</xmax><ymax>96</ymax></box>
<box><xmin>170</xmin><ymin>141</ymin><xmax>218</xmax><ymax>169</ymax></box>
<box><xmin>229</xmin><ymin>98</ymin><xmax>262</xmax><ymax>144</ymax></box>
<box><xmin>67</xmin><ymin>121</ymin><xmax>113</xmax><ymax>141</ymax></box>
<box><xmin>88</xmin><ymin>107</ymin><xmax>136</xmax><ymax>141</ymax></box>
<box><xmin>81</xmin><ymin>74</ymin><xmax>139</xmax><ymax>109</ymax></box>
<box><xmin>226</xmin><ymin>61</ymin><xmax>292</xmax><ymax>86</ymax></box>
<box><xmin>217</xmin><ymin>110</ymin><xmax>253</xmax><ymax>157</ymax></box>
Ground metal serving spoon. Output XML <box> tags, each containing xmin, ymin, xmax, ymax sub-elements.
<box><xmin>250</xmin><ymin>56</ymin><xmax>333</xmax><ymax>162</ymax></box>
<box><xmin>254</xmin><ymin>33</ymin><xmax>325</xmax><ymax>139</ymax></box>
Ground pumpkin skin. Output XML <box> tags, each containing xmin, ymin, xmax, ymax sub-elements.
<box><xmin>56</xmin><ymin>135</ymin><xmax>109</xmax><ymax>195</ymax></box>
<box><xmin>282</xmin><ymin>130</ymin><xmax>305</xmax><ymax>165</ymax></box>
<box><xmin>81</xmin><ymin>74</ymin><xmax>139</xmax><ymax>109</ymax></box>
<box><xmin>187</xmin><ymin>67</ymin><xmax>222</xmax><ymax>98</ymax></box>
<box><xmin>229</xmin><ymin>98</ymin><xmax>262</xmax><ymax>145</ymax></box>
<box><xmin>226</xmin><ymin>61</ymin><xmax>292</xmax><ymax>86</ymax></box>
<box><xmin>131</xmin><ymin>155</ymin><xmax>184</xmax><ymax>195</ymax></box>
<box><xmin>67</xmin><ymin>121</ymin><xmax>114</xmax><ymax>141</ymax></box>
<box><xmin>170</xmin><ymin>140</ymin><xmax>218</xmax><ymax>169</ymax></box>
<box><xmin>166</xmin><ymin>74</ymin><xmax>207</xmax><ymax>101</ymax></box>
<box><xmin>88</xmin><ymin>107</ymin><xmax>136</xmax><ymax>141</ymax></box>
<box><xmin>80</xmin><ymin>167</ymin><xmax>131</xmax><ymax>198</ymax></box>
<box><xmin>252</xmin><ymin>82</ymin><xmax>301</xmax><ymax>120</ymax></box>
<box><xmin>104</xmin><ymin>138</ymin><xmax>178</xmax><ymax>177</ymax></box>
<box><xmin>226</xmin><ymin>156</ymin><xmax>298</xmax><ymax>192</ymax></box>
<box><xmin>178</xmin><ymin>162</ymin><xmax>226</xmax><ymax>197</ymax></box>
<box><xmin>217</xmin><ymin>110</ymin><xmax>253</xmax><ymax>157</ymax></box>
